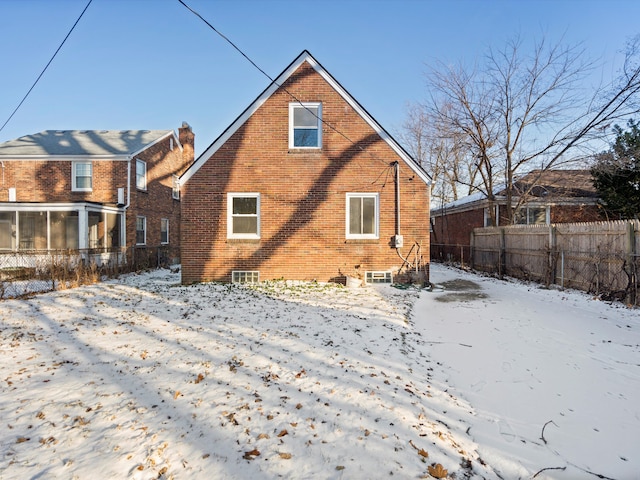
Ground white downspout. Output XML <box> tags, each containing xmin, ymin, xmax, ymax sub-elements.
<box><xmin>394</xmin><ymin>161</ymin><xmax>415</xmax><ymax>270</ymax></box>
<box><xmin>123</xmin><ymin>157</ymin><xmax>131</xmax><ymax>248</ymax></box>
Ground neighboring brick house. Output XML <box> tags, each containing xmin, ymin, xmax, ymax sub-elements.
<box><xmin>431</xmin><ymin>169</ymin><xmax>603</xmax><ymax>254</ymax></box>
<box><xmin>180</xmin><ymin>50</ymin><xmax>430</xmax><ymax>284</ymax></box>
<box><xmin>0</xmin><ymin>124</ymin><xmax>194</xmax><ymax>257</ymax></box>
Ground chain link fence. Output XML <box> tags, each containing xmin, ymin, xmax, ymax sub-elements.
<box><xmin>0</xmin><ymin>245</ymin><xmax>180</xmax><ymax>300</ymax></box>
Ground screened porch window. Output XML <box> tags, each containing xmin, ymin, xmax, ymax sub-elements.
<box><xmin>50</xmin><ymin>211</ymin><xmax>79</xmax><ymax>250</ymax></box>
<box><xmin>19</xmin><ymin>212</ymin><xmax>47</xmax><ymax>250</ymax></box>
<box><xmin>0</xmin><ymin>212</ymin><xmax>16</xmax><ymax>250</ymax></box>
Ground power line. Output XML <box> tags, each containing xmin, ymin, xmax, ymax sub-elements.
<box><xmin>0</xmin><ymin>0</ymin><xmax>93</xmax><ymax>135</ymax></box>
<box><xmin>177</xmin><ymin>0</ymin><xmax>405</xmax><ymax>173</ymax></box>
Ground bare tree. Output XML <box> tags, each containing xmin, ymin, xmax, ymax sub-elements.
<box><xmin>398</xmin><ymin>102</ymin><xmax>479</xmax><ymax>207</ymax></box>
<box><xmin>406</xmin><ymin>34</ymin><xmax>640</xmax><ymax>225</ymax></box>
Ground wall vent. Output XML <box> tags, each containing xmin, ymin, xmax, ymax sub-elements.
<box><xmin>8</xmin><ymin>188</ymin><xmax>16</xmax><ymax>202</ymax></box>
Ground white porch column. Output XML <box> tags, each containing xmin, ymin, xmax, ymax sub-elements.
<box><xmin>78</xmin><ymin>209</ymin><xmax>88</xmax><ymax>249</ymax></box>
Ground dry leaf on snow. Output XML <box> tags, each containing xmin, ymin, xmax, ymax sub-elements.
<box><xmin>427</xmin><ymin>463</ymin><xmax>448</xmax><ymax>478</ymax></box>
<box><xmin>243</xmin><ymin>449</ymin><xmax>260</xmax><ymax>460</ymax></box>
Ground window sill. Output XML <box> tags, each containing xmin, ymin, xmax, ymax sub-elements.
<box><xmin>345</xmin><ymin>238</ymin><xmax>380</xmax><ymax>244</ymax></box>
<box><xmin>227</xmin><ymin>238</ymin><xmax>261</xmax><ymax>244</ymax></box>
<box><xmin>288</xmin><ymin>148</ymin><xmax>322</xmax><ymax>154</ymax></box>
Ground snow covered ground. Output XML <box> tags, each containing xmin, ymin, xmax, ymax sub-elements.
<box><xmin>0</xmin><ymin>264</ymin><xmax>638</xmax><ymax>479</ymax></box>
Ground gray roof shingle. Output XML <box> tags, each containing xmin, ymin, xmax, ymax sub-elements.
<box><xmin>0</xmin><ymin>130</ymin><xmax>172</xmax><ymax>157</ymax></box>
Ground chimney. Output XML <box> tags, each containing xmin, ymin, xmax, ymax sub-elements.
<box><xmin>178</xmin><ymin>121</ymin><xmax>195</xmax><ymax>167</ymax></box>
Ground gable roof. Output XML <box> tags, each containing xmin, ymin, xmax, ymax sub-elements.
<box><xmin>0</xmin><ymin>129</ymin><xmax>177</xmax><ymax>159</ymax></box>
<box><xmin>180</xmin><ymin>50</ymin><xmax>430</xmax><ymax>185</ymax></box>
<box><xmin>510</xmin><ymin>169</ymin><xmax>597</xmax><ymax>198</ymax></box>
<box><xmin>434</xmin><ymin>169</ymin><xmax>598</xmax><ymax>213</ymax></box>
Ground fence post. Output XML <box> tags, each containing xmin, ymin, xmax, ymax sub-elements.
<box><xmin>499</xmin><ymin>228</ymin><xmax>506</xmax><ymax>278</ymax></box>
<box><xmin>626</xmin><ymin>221</ymin><xmax>637</xmax><ymax>305</ymax></box>
<box><xmin>548</xmin><ymin>225</ymin><xmax>557</xmax><ymax>287</ymax></box>
<box><xmin>469</xmin><ymin>231</ymin><xmax>475</xmax><ymax>269</ymax></box>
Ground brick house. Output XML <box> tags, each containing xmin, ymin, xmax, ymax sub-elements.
<box><xmin>431</xmin><ymin>169</ymin><xmax>603</xmax><ymax>258</ymax></box>
<box><xmin>0</xmin><ymin>124</ymin><xmax>194</xmax><ymax>258</ymax></box>
<box><xmin>180</xmin><ymin>50</ymin><xmax>430</xmax><ymax>284</ymax></box>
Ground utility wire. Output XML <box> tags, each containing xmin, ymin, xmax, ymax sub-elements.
<box><xmin>177</xmin><ymin>0</ymin><xmax>409</xmax><ymax>173</ymax></box>
<box><xmin>0</xmin><ymin>0</ymin><xmax>93</xmax><ymax>134</ymax></box>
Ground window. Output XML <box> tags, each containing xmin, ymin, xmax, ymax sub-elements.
<box><xmin>232</xmin><ymin>271</ymin><xmax>260</xmax><ymax>283</ymax></box>
<box><xmin>227</xmin><ymin>193</ymin><xmax>260</xmax><ymax>239</ymax></box>
<box><xmin>289</xmin><ymin>102</ymin><xmax>321</xmax><ymax>148</ymax></box>
<box><xmin>172</xmin><ymin>175</ymin><xmax>180</xmax><ymax>200</ymax></box>
<box><xmin>18</xmin><ymin>212</ymin><xmax>47</xmax><ymax>250</ymax></box>
<box><xmin>365</xmin><ymin>271</ymin><xmax>393</xmax><ymax>284</ymax></box>
<box><xmin>0</xmin><ymin>212</ymin><xmax>16</xmax><ymax>250</ymax></box>
<box><xmin>136</xmin><ymin>159</ymin><xmax>147</xmax><ymax>191</ymax></box>
<box><xmin>483</xmin><ymin>205</ymin><xmax>499</xmax><ymax>227</ymax></box>
<box><xmin>72</xmin><ymin>162</ymin><xmax>92</xmax><ymax>191</ymax></box>
<box><xmin>88</xmin><ymin>211</ymin><xmax>102</xmax><ymax>249</ymax></box>
<box><xmin>346</xmin><ymin>193</ymin><xmax>379</xmax><ymax>239</ymax></box>
<box><xmin>106</xmin><ymin>213</ymin><xmax>122</xmax><ymax>248</ymax></box>
<box><xmin>515</xmin><ymin>206</ymin><xmax>548</xmax><ymax>225</ymax></box>
<box><xmin>161</xmin><ymin>218</ymin><xmax>169</xmax><ymax>244</ymax></box>
<box><xmin>136</xmin><ymin>216</ymin><xmax>146</xmax><ymax>245</ymax></box>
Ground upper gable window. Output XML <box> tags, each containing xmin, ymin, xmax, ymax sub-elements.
<box><xmin>289</xmin><ymin>102</ymin><xmax>322</xmax><ymax>149</ymax></box>
<box><xmin>72</xmin><ymin>161</ymin><xmax>92</xmax><ymax>191</ymax></box>
<box><xmin>136</xmin><ymin>159</ymin><xmax>147</xmax><ymax>191</ymax></box>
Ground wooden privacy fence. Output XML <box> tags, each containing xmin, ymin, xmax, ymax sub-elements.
<box><xmin>470</xmin><ymin>220</ymin><xmax>640</xmax><ymax>304</ymax></box>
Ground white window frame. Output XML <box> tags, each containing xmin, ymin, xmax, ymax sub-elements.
<box><xmin>289</xmin><ymin>102</ymin><xmax>322</xmax><ymax>149</ymax></box>
<box><xmin>227</xmin><ymin>193</ymin><xmax>260</xmax><ymax>239</ymax></box>
<box><xmin>515</xmin><ymin>205</ymin><xmax>550</xmax><ymax>225</ymax></box>
<box><xmin>136</xmin><ymin>159</ymin><xmax>147</xmax><ymax>191</ymax></box>
<box><xmin>172</xmin><ymin>174</ymin><xmax>180</xmax><ymax>200</ymax></box>
<box><xmin>72</xmin><ymin>161</ymin><xmax>93</xmax><ymax>192</ymax></box>
<box><xmin>346</xmin><ymin>193</ymin><xmax>379</xmax><ymax>239</ymax></box>
<box><xmin>136</xmin><ymin>216</ymin><xmax>146</xmax><ymax>245</ymax></box>
<box><xmin>160</xmin><ymin>218</ymin><xmax>169</xmax><ymax>244</ymax></box>
<box><xmin>483</xmin><ymin>205</ymin><xmax>499</xmax><ymax>227</ymax></box>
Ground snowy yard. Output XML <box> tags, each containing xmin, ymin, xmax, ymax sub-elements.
<box><xmin>0</xmin><ymin>264</ymin><xmax>638</xmax><ymax>479</ymax></box>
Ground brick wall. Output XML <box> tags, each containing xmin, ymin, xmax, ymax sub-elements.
<box><xmin>0</xmin><ymin>159</ymin><xmax>128</xmax><ymax>204</ymax></box>
<box><xmin>181</xmin><ymin>62</ymin><xmax>430</xmax><ymax>284</ymax></box>
<box><xmin>431</xmin><ymin>208</ymin><xmax>484</xmax><ymax>246</ymax></box>
<box><xmin>0</xmin><ymin>131</ymin><xmax>192</xmax><ymax>251</ymax></box>
<box><xmin>128</xmin><ymin>136</ymin><xmax>188</xmax><ymax>249</ymax></box>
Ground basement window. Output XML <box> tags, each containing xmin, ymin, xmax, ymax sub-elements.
<box><xmin>365</xmin><ymin>271</ymin><xmax>393</xmax><ymax>284</ymax></box>
<box><xmin>232</xmin><ymin>271</ymin><xmax>260</xmax><ymax>284</ymax></box>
